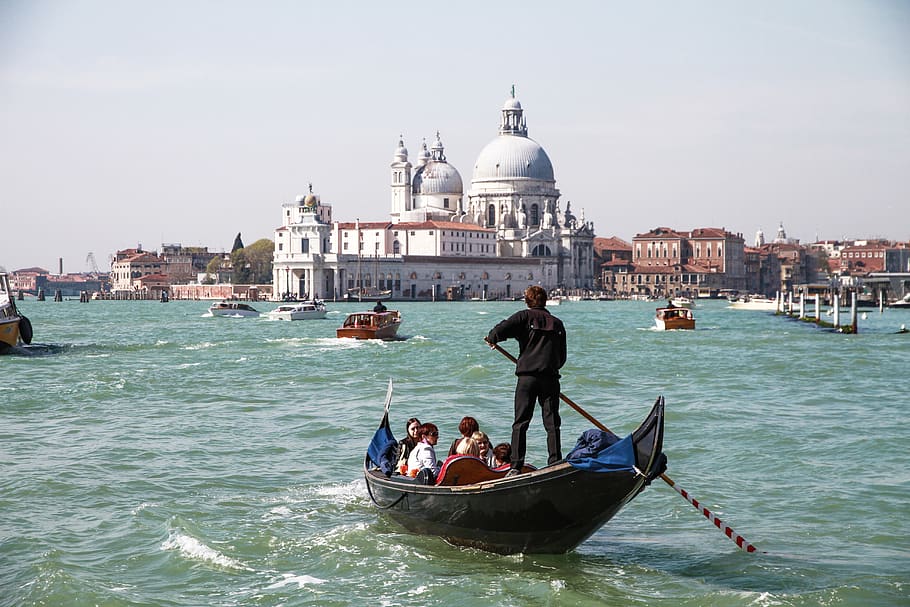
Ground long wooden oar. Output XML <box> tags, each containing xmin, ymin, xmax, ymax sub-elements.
<box><xmin>486</xmin><ymin>339</ymin><xmax>761</xmax><ymax>554</ymax></box>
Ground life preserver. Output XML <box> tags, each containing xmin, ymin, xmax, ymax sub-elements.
<box><xmin>19</xmin><ymin>315</ymin><xmax>33</xmax><ymax>345</ymax></box>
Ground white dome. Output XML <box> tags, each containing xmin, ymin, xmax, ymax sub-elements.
<box><xmin>413</xmin><ymin>161</ymin><xmax>463</xmax><ymax>195</ymax></box>
<box><xmin>502</xmin><ymin>97</ymin><xmax>522</xmax><ymax>110</ymax></box>
<box><xmin>472</xmin><ymin>135</ymin><xmax>554</xmax><ymax>182</ymax></box>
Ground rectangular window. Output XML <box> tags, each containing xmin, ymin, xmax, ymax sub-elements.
<box><xmin>444</xmin><ymin>198</ymin><xmax>450</xmax><ymax>208</ymax></box>
<box><xmin>301</xmin><ymin>239</ymin><xmax>309</xmax><ymax>254</ymax></box>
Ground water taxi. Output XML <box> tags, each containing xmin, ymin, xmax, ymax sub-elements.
<box><xmin>337</xmin><ymin>310</ymin><xmax>402</xmax><ymax>340</ymax></box>
<box><xmin>267</xmin><ymin>300</ymin><xmax>327</xmax><ymax>321</ymax></box>
<box><xmin>654</xmin><ymin>306</ymin><xmax>695</xmax><ymax>330</ymax></box>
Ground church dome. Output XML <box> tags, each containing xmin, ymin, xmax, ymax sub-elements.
<box><xmin>472</xmin><ymin>135</ymin><xmax>554</xmax><ymax>182</ymax></box>
<box><xmin>502</xmin><ymin>97</ymin><xmax>522</xmax><ymax>110</ymax></box>
<box><xmin>413</xmin><ymin>161</ymin><xmax>463</xmax><ymax>195</ymax></box>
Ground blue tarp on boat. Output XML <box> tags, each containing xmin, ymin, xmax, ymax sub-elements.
<box><xmin>367</xmin><ymin>424</ymin><xmax>396</xmax><ymax>475</ymax></box>
<box><xmin>566</xmin><ymin>429</ymin><xmax>636</xmax><ymax>473</ymax></box>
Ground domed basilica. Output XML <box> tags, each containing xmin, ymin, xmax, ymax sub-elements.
<box><xmin>273</xmin><ymin>91</ymin><xmax>595</xmax><ymax>301</ymax></box>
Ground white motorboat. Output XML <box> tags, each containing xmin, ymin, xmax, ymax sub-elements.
<box><xmin>728</xmin><ymin>296</ymin><xmax>779</xmax><ymax>311</ymax></box>
<box><xmin>209</xmin><ymin>301</ymin><xmax>260</xmax><ymax>317</ymax></box>
<box><xmin>267</xmin><ymin>300</ymin><xmax>327</xmax><ymax>321</ymax></box>
<box><xmin>888</xmin><ymin>294</ymin><xmax>910</xmax><ymax>309</ymax></box>
<box><xmin>670</xmin><ymin>297</ymin><xmax>694</xmax><ymax>308</ymax></box>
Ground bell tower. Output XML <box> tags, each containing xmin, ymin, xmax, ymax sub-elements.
<box><xmin>390</xmin><ymin>136</ymin><xmax>412</xmax><ymax>223</ymax></box>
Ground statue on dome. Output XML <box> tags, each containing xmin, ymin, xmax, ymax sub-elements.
<box><xmin>541</xmin><ymin>200</ymin><xmax>554</xmax><ymax>229</ymax></box>
<box><xmin>517</xmin><ymin>199</ymin><xmax>527</xmax><ymax>229</ymax></box>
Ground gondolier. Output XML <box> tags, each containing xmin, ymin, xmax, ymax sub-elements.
<box><xmin>486</xmin><ymin>285</ymin><xmax>567</xmax><ymax>476</ymax></box>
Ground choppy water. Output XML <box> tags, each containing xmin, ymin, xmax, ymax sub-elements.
<box><xmin>2</xmin><ymin>298</ymin><xmax>908</xmax><ymax>606</ymax></box>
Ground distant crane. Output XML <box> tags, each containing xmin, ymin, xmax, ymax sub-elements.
<box><xmin>86</xmin><ymin>252</ymin><xmax>100</xmax><ymax>274</ymax></box>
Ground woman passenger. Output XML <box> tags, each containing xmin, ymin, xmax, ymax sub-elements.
<box><xmin>448</xmin><ymin>416</ymin><xmax>480</xmax><ymax>456</ymax></box>
<box><xmin>407</xmin><ymin>422</ymin><xmax>441</xmax><ymax>477</ymax></box>
<box><xmin>395</xmin><ymin>417</ymin><xmax>421</xmax><ymax>474</ymax></box>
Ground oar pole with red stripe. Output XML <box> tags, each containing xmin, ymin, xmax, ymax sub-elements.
<box><xmin>485</xmin><ymin>339</ymin><xmax>762</xmax><ymax>554</ymax></box>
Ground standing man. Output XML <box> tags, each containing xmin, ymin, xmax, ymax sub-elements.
<box><xmin>486</xmin><ymin>285</ymin><xmax>567</xmax><ymax>476</ymax></box>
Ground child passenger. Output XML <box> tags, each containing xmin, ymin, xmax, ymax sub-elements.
<box><xmin>471</xmin><ymin>431</ymin><xmax>495</xmax><ymax>467</ymax></box>
<box><xmin>492</xmin><ymin>443</ymin><xmax>512</xmax><ymax>468</ymax></box>
<box><xmin>455</xmin><ymin>437</ymin><xmax>481</xmax><ymax>457</ymax></box>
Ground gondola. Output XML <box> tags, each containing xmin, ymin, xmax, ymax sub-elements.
<box><xmin>363</xmin><ymin>381</ymin><xmax>666</xmax><ymax>554</ymax></box>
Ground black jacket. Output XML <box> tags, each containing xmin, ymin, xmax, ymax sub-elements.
<box><xmin>487</xmin><ymin>307</ymin><xmax>567</xmax><ymax>377</ymax></box>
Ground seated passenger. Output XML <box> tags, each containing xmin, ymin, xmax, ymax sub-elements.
<box><xmin>471</xmin><ymin>431</ymin><xmax>495</xmax><ymax>466</ymax></box>
<box><xmin>492</xmin><ymin>443</ymin><xmax>512</xmax><ymax>468</ymax></box>
<box><xmin>448</xmin><ymin>416</ymin><xmax>480</xmax><ymax>456</ymax></box>
<box><xmin>455</xmin><ymin>437</ymin><xmax>481</xmax><ymax>457</ymax></box>
<box><xmin>395</xmin><ymin>417</ymin><xmax>421</xmax><ymax>474</ymax></box>
<box><xmin>407</xmin><ymin>422</ymin><xmax>441</xmax><ymax>477</ymax></box>
<box><xmin>449</xmin><ymin>416</ymin><xmax>480</xmax><ymax>455</ymax></box>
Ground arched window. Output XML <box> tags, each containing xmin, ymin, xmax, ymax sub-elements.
<box><xmin>409</xmin><ymin>272</ymin><xmax>418</xmax><ymax>280</ymax></box>
<box><xmin>481</xmin><ymin>272</ymin><xmax>489</xmax><ymax>280</ymax></box>
<box><xmin>487</xmin><ymin>204</ymin><xmax>496</xmax><ymax>227</ymax></box>
<box><xmin>393</xmin><ymin>240</ymin><xmax>400</xmax><ymax>254</ymax></box>
<box><xmin>530</xmin><ymin>203</ymin><xmax>539</xmax><ymax>225</ymax></box>
<box><xmin>433</xmin><ymin>271</ymin><xmax>442</xmax><ymax>279</ymax></box>
<box><xmin>532</xmin><ymin>244</ymin><xmax>552</xmax><ymax>256</ymax></box>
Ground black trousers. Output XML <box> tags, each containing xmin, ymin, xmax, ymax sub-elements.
<box><xmin>511</xmin><ymin>374</ymin><xmax>562</xmax><ymax>469</ymax></box>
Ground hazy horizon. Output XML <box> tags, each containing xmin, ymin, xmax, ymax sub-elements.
<box><xmin>2</xmin><ymin>1</ymin><xmax>908</xmax><ymax>273</ymax></box>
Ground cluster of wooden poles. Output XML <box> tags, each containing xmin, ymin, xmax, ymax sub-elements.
<box><xmin>776</xmin><ymin>291</ymin><xmax>866</xmax><ymax>333</ymax></box>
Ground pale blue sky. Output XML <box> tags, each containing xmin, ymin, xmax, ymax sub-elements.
<box><xmin>1</xmin><ymin>0</ymin><xmax>908</xmax><ymax>272</ymax></box>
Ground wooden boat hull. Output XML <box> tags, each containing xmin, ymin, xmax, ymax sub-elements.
<box><xmin>364</xmin><ymin>397</ymin><xmax>665</xmax><ymax>554</ymax></box>
<box><xmin>336</xmin><ymin>324</ymin><xmax>400</xmax><ymax>339</ymax></box>
<box><xmin>655</xmin><ymin>317</ymin><xmax>695</xmax><ymax>330</ymax></box>
<box><xmin>0</xmin><ymin>317</ymin><xmax>20</xmax><ymax>349</ymax></box>
<box><xmin>1</xmin><ymin>272</ymin><xmax>30</xmax><ymax>350</ymax></box>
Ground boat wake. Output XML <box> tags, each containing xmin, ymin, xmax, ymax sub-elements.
<box><xmin>2</xmin><ymin>343</ymin><xmax>71</xmax><ymax>356</ymax></box>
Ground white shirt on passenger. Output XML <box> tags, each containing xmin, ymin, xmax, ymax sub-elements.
<box><xmin>407</xmin><ymin>441</ymin><xmax>439</xmax><ymax>475</ymax></box>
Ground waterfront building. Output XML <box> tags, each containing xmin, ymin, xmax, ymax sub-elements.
<box><xmin>109</xmin><ymin>248</ymin><xmax>166</xmax><ymax>297</ymax></box>
<box><xmin>594</xmin><ymin>237</ymin><xmax>632</xmax><ymax>297</ymax></box>
<box><xmin>613</xmin><ymin>227</ymin><xmax>747</xmax><ymax>298</ymax></box>
<box><xmin>272</xmin><ymin>92</ymin><xmax>596</xmax><ymax>301</ymax></box>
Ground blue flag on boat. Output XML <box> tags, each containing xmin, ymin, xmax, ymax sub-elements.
<box><xmin>566</xmin><ymin>429</ymin><xmax>636</xmax><ymax>473</ymax></box>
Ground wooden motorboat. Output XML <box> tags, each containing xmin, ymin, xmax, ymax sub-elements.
<box><xmin>1</xmin><ymin>272</ymin><xmax>32</xmax><ymax>351</ymax></box>
<box><xmin>267</xmin><ymin>300</ymin><xmax>327</xmax><ymax>321</ymax></box>
<box><xmin>364</xmin><ymin>382</ymin><xmax>666</xmax><ymax>554</ymax></box>
<box><xmin>336</xmin><ymin>310</ymin><xmax>401</xmax><ymax>340</ymax></box>
<box><xmin>655</xmin><ymin>306</ymin><xmax>695</xmax><ymax>330</ymax></box>
<box><xmin>209</xmin><ymin>301</ymin><xmax>260</xmax><ymax>317</ymax></box>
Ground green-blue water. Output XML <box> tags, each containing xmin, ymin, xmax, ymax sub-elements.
<box><xmin>2</xmin><ymin>299</ymin><xmax>908</xmax><ymax>606</ymax></box>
